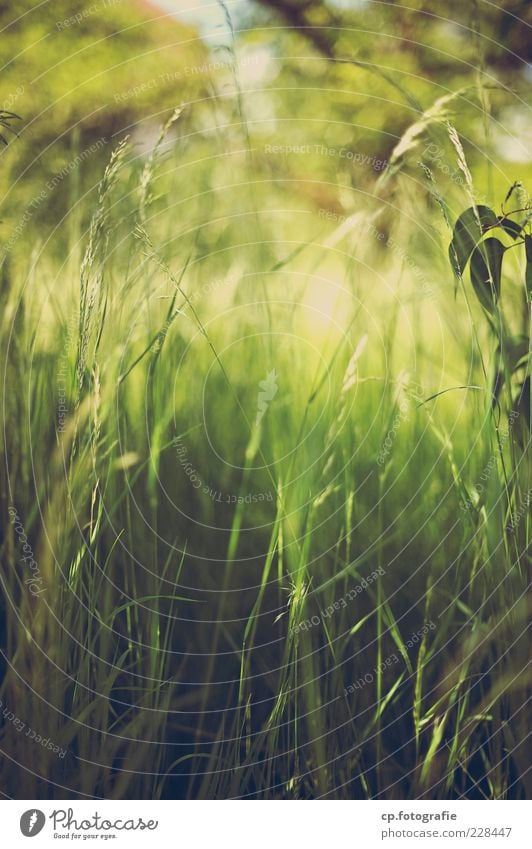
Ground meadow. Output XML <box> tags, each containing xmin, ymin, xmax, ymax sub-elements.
<box><xmin>0</xmin><ymin>0</ymin><xmax>530</xmax><ymax>800</ymax></box>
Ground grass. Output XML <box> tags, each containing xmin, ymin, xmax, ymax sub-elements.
<box><xmin>0</xmin><ymin>103</ymin><xmax>530</xmax><ymax>800</ymax></box>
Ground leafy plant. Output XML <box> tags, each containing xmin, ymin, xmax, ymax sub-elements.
<box><xmin>449</xmin><ymin>186</ymin><xmax>532</xmax><ymax>430</ymax></box>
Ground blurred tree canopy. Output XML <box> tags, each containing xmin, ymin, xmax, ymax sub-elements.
<box><xmin>1</xmin><ymin>0</ymin><xmax>530</xmax><ymax>254</ymax></box>
<box><xmin>0</xmin><ymin>0</ymin><xmax>209</xmax><ymax>216</ymax></box>
<box><xmin>240</xmin><ymin>0</ymin><xmax>532</xmax><ymax>216</ymax></box>
<box><xmin>247</xmin><ymin>0</ymin><xmax>532</xmax><ymax>148</ymax></box>
<box><xmin>253</xmin><ymin>0</ymin><xmax>532</xmax><ymax>73</ymax></box>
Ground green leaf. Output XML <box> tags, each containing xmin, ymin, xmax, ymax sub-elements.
<box><xmin>491</xmin><ymin>335</ymin><xmax>530</xmax><ymax>408</ymax></box>
<box><xmin>504</xmin><ymin>182</ymin><xmax>520</xmax><ymax>204</ymax></box>
<box><xmin>449</xmin><ymin>205</ymin><xmax>498</xmax><ymax>278</ymax></box>
<box><xmin>498</xmin><ymin>217</ymin><xmax>523</xmax><ymax>239</ymax></box>
<box><xmin>507</xmin><ymin>335</ymin><xmax>530</xmax><ymax>374</ymax></box>
<box><xmin>525</xmin><ymin>234</ymin><xmax>532</xmax><ymax>301</ymax></box>
<box><xmin>470</xmin><ymin>237</ymin><xmax>505</xmax><ymax>314</ymax></box>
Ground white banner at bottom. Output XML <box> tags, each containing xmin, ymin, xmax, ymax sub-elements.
<box><xmin>2</xmin><ymin>800</ymin><xmax>529</xmax><ymax>848</ymax></box>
